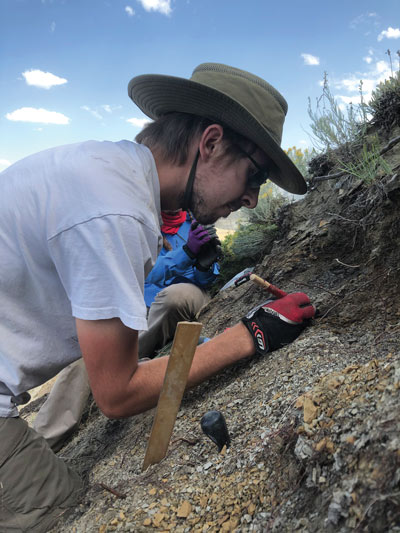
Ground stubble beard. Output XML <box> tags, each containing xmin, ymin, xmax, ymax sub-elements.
<box><xmin>189</xmin><ymin>192</ymin><xmax>220</xmax><ymax>225</ymax></box>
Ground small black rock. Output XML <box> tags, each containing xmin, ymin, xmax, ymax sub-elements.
<box><xmin>200</xmin><ymin>410</ymin><xmax>231</xmax><ymax>451</ymax></box>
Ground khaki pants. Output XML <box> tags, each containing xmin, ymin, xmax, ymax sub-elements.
<box><xmin>33</xmin><ymin>283</ymin><xmax>209</xmax><ymax>451</ymax></box>
<box><xmin>139</xmin><ymin>283</ymin><xmax>210</xmax><ymax>357</ymax></box>
<box><xmin>33</xmin><ymin>358</ymin><xmax>91</xmax><ymax>452</ymax></box>
<box><xmin>0</xmin><ymin>417</ymin><xmax>82</xmax><ymax>533</ymax></box>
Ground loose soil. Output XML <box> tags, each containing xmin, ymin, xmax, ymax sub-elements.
<box><xmin>22</xmin><ymin>127</ymin><xmax>400</xmax><ymax>532</ymax></box>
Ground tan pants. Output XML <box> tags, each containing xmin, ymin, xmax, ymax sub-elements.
<box><xmin>33</xmin><ymin>283</ymin><xmax>209</xmax><ymax>451</ymax></box>
<box><xmin>0</xmin><ymin>417</ymin><xmax>82</xmax><ymax>533</ymax></box>
<box><xmin>139</xmin><ymin>283</ymin><xmax>210</xmax><ymax>357</ymax></box>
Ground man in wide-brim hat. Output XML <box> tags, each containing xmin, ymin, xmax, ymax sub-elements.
<box><xmin>0</xmin><ymin>63</ymin><xmax>314</xmax><ymax>532</ymax></box>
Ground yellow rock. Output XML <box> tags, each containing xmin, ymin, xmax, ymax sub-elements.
<box><xmin>327</xmin><ymin>376</ymin><xmax>344</xmax><ymax>389</ymax></box>
<box><xmin>315</xmin><ymin>438</ymin><xmax>327</xmax><ymax>452</ymax></box>
<box><xmin>153</xmin><ymin>512</ymin><xmax>165</xmax><ymax>527</ymax></box>
<box><xmin>148</xmin><ymin>487</ymin><xmax>157</xmax><ymax>495</ymax></box>
<box><xmin>303</xmin><ymin>397</ymin><xmax>318</xmax><ymax>423</ymax></box>
<box><xmin>248</xmin><ymin>502</ymin><xmax>256</xmax><ymax>514</ymax></box>
<box><xmin>143</xmin><ymin>518</ymin><xmax>152</xmax><ymax>526</ymax></box>
<box><xmin>99</xmin><ymin>526</ymin><xmax>106</xmax><ymax>533</ymax></box>
<box><xmin>199</xmin><ymin>496</ymin><xmax>208</xmax><ymax>507</ymax></box>
<box><xmin>295</xmin><ymin>395</ymin><xmax>305</xmax><ymax>409</ymax></box>
<box><xmin>315</xmin><ymin>437</ymin><xmax>335</xmax><ymax>453</ymax></box>
<box><xmin>177</xmin><ymin>500</ymin><xmax>192</xmax><ymax>518</ymax></box>
<box><xmin>343</xmin><ymin>364</ymin><xmax>359</xmax><ymax>374</ymax></box>
<box><xmin>218</xmin><ymin>514</ymin><xmax>230</xmax><ymax>526</ymax></box>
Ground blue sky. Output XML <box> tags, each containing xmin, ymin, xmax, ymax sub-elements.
<box><xmin>1</xmin><ymin>0</ymin><xmax>399</xmax><ymax>172</ymax></box>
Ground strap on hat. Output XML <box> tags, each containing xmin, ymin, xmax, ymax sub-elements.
<box><xmin>182</xmin><ymin>149</ymin><xmax>200</xmax><ymax>212</ymax></box>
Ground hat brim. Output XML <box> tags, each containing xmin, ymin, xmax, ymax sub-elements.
<box><xmin>128</xmin><ymin>74</ymin><xmax>307</xmax><ymax>195</ymax></box>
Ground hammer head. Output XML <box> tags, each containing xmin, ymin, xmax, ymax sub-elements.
<box><xmin>234</xmin><ymin>272</ymin><xmax>252</xmax><ymax>287</ymax></box>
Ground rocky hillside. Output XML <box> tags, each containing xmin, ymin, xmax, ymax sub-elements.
<box><xmin>23</xmin><ymin>127</ymin><xmax>400</xmax><ymax>532</ymax></box>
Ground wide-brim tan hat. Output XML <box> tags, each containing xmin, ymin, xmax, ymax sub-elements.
<box><xmin>128</xmin><ymin>63</ymin><xmax>307</xmax><ymax>195</ymax></box>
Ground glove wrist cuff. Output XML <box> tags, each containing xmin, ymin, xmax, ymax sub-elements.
<box><xmin>183</xmin><ymin>244</ymin><xmax>196</xmax><ymax>260</ymax></box>
<box><xmin>241</xmin><ymin>317</ymin><xmax>271</xmax><ymax>356</ymax></box>
<box><xmin>194</xmin><ymin>261</ymin><xmax>211</xmax><ymax>272</ymax></box>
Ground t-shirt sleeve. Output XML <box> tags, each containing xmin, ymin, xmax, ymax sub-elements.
<box><xmin>48</xmin><ymin>215</ymin><xmax>159</xmax><ymax>330</ymax></box>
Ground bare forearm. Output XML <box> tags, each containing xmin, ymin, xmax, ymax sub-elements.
<box><xmin>112</xmin><ymin>322</ymin><xmax>255</xmax><ymax>417</ymax></box>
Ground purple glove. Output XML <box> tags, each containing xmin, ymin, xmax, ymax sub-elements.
<box><xmin>183</xmin><ymin>221</ymin><xmax>211</xmax><ymax>258</ymax></box>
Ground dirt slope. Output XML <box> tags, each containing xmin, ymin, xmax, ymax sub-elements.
<box><xmin>23</xmin><ymin>128</ymin><xmax>400</xmax><ymax>532</ymax></box>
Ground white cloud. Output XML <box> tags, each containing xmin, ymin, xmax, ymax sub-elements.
<box><xmin>22</xmin><ymin>69</ymin><xmax>67</xmax><ymax>89</ymax></box>
<box><xmin>301</xmin><ymin>53</ymin><xmax>320</xmax><ymax>66</ymax></box>
<box><xmin>81</xmin><ymin>105</ymin><xmax>103</xmax><ymax>120</ymax></box>
<box><xmin>378</xmin><ymin>26</ymin><xmax>400</xmax><ymax>41</ymax></box>
<box><xmin>136</xmin><ymin>0</ymin><xmax>172</xmax><ymax>16</ymax></box>
<box><xmin>350</xmin><ymin>12</ymin><xmax>378</xmax><ymax>31</ymax></box>
<box><xmin>50</xmin><ymin>21</ymin><xmax>56</xmax><ymax>32</ymax></box>
<box><xmin>101</xmin><ymin>104</ymin><xmax>122</xmax><ymax>113</ymax></box>
<box><xmin>336</xmin><ymin>94</ymin><xmax>362</xmax><ymax>107</ymax></box>
<box><xmin>6</xmin><ymin>107</ymin><xmax>70</xmax><ymax>124</ymax></box>
<box><xmin>127</xmin><ymin>117</ymin><xmax>150</xmax><ymax>128</ymax></box>
<box><xmin>0</xmin><ymin>159</ymin><xmax>12</xmax><ymax>171</ymax></box>
<box><xmin>335</xmin><ymin>78</ymin><xmax>359</xmax><ymax>93</ymax></box>
<box><xmin>125</xmin><ymin>5</ymin><xmax>135</xmax><ymax>16</ymax></box>
<box><xmin>331</xmin><ymin>59</ymin><xmax>393</xmax><ymax>105</ymax></box>
<box><xmin>363</xmin><ymin>48</ymin><xmax>374</xmax><ymax>64</ymax></box>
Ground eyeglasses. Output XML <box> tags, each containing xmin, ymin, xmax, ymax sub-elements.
<box><xmin>235</xmin><ymin>145</ymin><xmax>269</xmax><ymax>189</ymax></box>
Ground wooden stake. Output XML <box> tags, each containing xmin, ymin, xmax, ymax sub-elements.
<box><xmin>142</xmin><ymin>321</ymin><xmax>202</xmax><ymax>471</ymax></box>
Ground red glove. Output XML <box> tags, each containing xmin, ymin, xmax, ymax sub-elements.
<box><xmin>242</xmin><ymin>293</ymin><xmax>315</xmax><ymax>355</ymax></box>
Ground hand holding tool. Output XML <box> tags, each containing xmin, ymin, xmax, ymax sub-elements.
<box><xmin>183</xmin><ymin>221</ymin><xmax>211</xmax><ymax>258</ymax></box>
<box><xmin>242</xmin><ymin>292</ymin><xmax>315</xmax><ymax>355</ymax></box>
<box><xmin>195</xmin><ymin>230</ymin><xmax>222</xmax><ymax>271</ymax></box>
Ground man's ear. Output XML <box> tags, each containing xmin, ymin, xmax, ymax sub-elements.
<box><xmin>199</xmin><ymin>124</ymin><xmax>224</xmax><ymax>162</ymax></box>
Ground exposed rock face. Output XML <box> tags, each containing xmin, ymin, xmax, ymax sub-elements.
<box><xmin>23</xmin><ymin>129</ymin><xmax>400</xmax><ymax>532</ymax></box>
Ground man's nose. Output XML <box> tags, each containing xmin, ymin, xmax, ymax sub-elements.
<box><xmin>241</xmin><ymin>188</ymin><xmax>259</xmax><ymax>209</ymax></box>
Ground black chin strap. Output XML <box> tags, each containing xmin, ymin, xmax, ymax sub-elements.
<box><xmin>182</xmin><ymin>150</ymin><xmax>200</xmax><ymax>212</ymax></box>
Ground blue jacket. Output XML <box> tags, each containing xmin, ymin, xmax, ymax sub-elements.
<box><xmin>144</xmin><ymin>214</ymin><xmax>220</xmax><ymax>307</ymax></box>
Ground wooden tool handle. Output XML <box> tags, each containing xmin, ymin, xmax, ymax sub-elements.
<box><xmin>250</xmin><ymin>274</ymin><xmax>287</xmax><ymax>299</ymax></box>
<box><xmin>142</xmin><ymin>321</ymin><xmax>202</xmax><ymax>471</ymax></box>
<box><xmin>250</xmin><ymin>274</ymin><xmax>271</xmax><ymax>289</ymax></box>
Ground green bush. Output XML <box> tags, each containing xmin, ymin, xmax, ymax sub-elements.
<box><xmin>212</xmin><ymin>186</ymin><xmax>285</xmax><ymax>292</ymax></box>
<box><xmin>307</xmin><ymin>72</ymin><xmax>368</xmax><ymax>153</ymax></box>
<box><xmin>337</xmin><ymin>134</ymin><xmax>392</xmax><ymax>184</ymax></box>
<box><xmin>368</xmin><ymin>71</ymin><xmax>400</xmax><ymax>131</ymax></box>
<box><xmin>285</xmin><ymin>146</ymin><xmax>317</xmax><ymax>180</ymax></box>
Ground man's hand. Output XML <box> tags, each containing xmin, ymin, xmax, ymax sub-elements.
<box><xmin>194</xmin><ymin>224</ymin><xmax>222</xmax><ymax>271</ymax></box>
<box><xmin>183</xmin><ymin>221</ymin><xmax>212</xmax><ymax>258</ymax></box>
<box><xmin>241</xmin><ymin>293</ymin><xmax>315</xmax><ymax>355</ymax></box>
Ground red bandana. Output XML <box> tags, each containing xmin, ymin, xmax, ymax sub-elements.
<box><xmin>161</xmin><ymin>211</ymin><xmax>187</xmax><ymax>234</ymax></box>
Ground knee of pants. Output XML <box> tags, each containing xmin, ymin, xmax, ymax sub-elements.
<box><xmin>155</xmin><ymin>284</ymin><xmax>206</xmax><ymax>315</ymax></box>
<box><xmin>0</xmin><ymin>417</ymin><xmax>82</xmax><ymax>532</ymax></box>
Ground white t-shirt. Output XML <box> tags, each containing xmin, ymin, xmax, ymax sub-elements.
<box><xmin>0</xmin><ymin>140</ymin><xmax>162</xmax><ymax>416</ymax></box>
